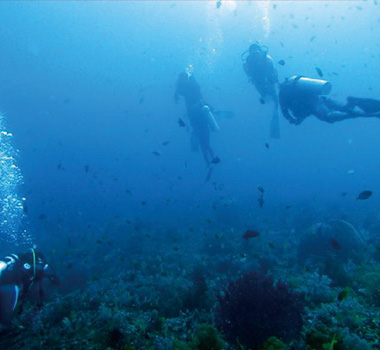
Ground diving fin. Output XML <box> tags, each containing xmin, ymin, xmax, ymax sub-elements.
<box><xmin>205</xmin><ymin>166</ymin><xmax>214</xmax><ymax>183</ymax></box>
<box><xmin>270</xmin><ymin>111</ymin><xmax>281</xmax><ymax>139</ymax></box>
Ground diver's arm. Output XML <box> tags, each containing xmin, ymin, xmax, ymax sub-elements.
<box><xmin>43</xmin><ymin>264</ymin><xmax>60</xmax><ymax>287</ymax></box>
<box><xmin>281</xmin><ymin>105</ymin><xmax>301</xmax><ymax>124</ymax></box>
<box><xmin>279</xmin><ymin>91</ymin><xmax>298</xmax><ymax>124</ymax></box>
<box><xmin>243</xmin><ymin>57</ymin><xmax>254</xmax><ymax>83</ymax></box>
<box><xmin>174</xmin><ymin>91</ymin><xmax>181</xmax><ymax>104</ymax></box>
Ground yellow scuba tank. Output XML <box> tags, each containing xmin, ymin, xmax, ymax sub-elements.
<box><xmin>289</xmin><ymin>76</ymin><xmax>332</xmax><ymax>95</ymax></box>
<box><xmin>202</xmin><ymin>105</ymin><xmax>220</xmax><ymax>132</ymax></box>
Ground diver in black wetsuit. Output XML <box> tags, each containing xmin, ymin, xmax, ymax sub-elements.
<box><xmin>242</xmin><ymin>43</ymin><xmax>280</xmax><ymax>138</ymax></box>
<box><xmin>279</xmin><ymin>76</ymin><xmax>380</xmax><ymax>125</ymax></box>
<box><xmin>0</xmin><ymin>249</ymin><xmax>59</xmax><ymax>328</ymax></box>
<box><xmin>175</xmin><ymin>71</ymin><xmax>220</xmax><ymax>167</ymax></box>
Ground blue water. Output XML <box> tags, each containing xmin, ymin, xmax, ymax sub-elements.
<box><xmin>0</xmin><ymin>1</ymin><xmax>377</xmax><ymax>244</ymax></box>
<box><xmin>0</xmin><ymin>2</ymin><xmax>378</xmax><ymax>240</ymax></box>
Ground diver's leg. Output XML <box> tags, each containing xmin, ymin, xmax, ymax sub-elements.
<box><xmin>318</xmin><ymin>111</ymin><xmax>365</xmax><ymax>123</ymax></box>
<box><xmin>322</xmin><ymin>97</ymin><xmax>348</xmax><ymax>112</ymax></box>
<box><xmin>346</xmin><ymin>97</ymin><xmax>380</xmax><ymax>114</ymax></box>
<box><xmin>253</xmin><ymin>82</ymin><xmax>267</xmax><ymax>104</ymax></box>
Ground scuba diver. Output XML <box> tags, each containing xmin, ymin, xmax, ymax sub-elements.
<box><xmin>279</xmin><ymin>76</ymin><xmax>380</xmax><ymax>125</ymax></box>
<box><xmin>174</xmin><ymin>69</ymin><xmax>220</xmax><ymax>167</ymax></box>
<box><xmin>0</xmin><ymin>248</ymin><xmax>59</xmax><ymax>329</ymax></box>
<box><xmin>242</xmin><ymin>43</ymin><xmax>280</xmax><ymax>139</ymax></box>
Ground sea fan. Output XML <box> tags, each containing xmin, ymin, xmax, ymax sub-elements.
<box><xmin>215</xmin><ymin>271</ymin><xmax>304</xmax><ymax>349</ymax></box>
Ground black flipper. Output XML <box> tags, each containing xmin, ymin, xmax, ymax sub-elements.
<box><xmin>0</xmin><ymin>285</ymin><xmax>19</xmax><ymax>327</ymax></box>
<box><xmin>205</xmin><ymin>166</ymin><xmax>214</xmax><ymax>183</ymax></box>
<box><xmin>270</xmin><ymin>111</ymin><xmax>281</xmax><ymax>139</ymax></box>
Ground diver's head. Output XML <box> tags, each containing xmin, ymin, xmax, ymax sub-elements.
<box><xmin>249</xmin><ymin>43</ymin><xmax>261</xmax><ymax>54</ymax></box>
<box><xmin>176</xmin><ymin>71</ymin><xmax>191</xmax><ymax>93</ymax></box>
<box><xmin>249</xmin><ymin>43</ymin><xmax>268</xmax><ymax>57</ymax></box>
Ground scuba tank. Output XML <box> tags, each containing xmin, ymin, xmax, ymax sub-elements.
<box><xmin>289</xmin><ymin>76</ymin><xmax>332</xmax><ymax>95</ymax></box>
<box><xmin>202</xmin><ymin>105</ymin><xmax>220</xmax><ymax>132</ymax></box>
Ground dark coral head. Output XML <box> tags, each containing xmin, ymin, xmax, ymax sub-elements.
<box><xmin>214</xmin><ymin>271</ymin><xmax>304</xmax><ymax>349</ymax></box>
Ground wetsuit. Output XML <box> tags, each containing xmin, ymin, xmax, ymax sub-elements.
<box><xmin>244</xmin><ymin>52</ymin><xmax>278</xmax><ymax>101</ymax></box>
<box><xmin>243</xmin><ymin>49</ymin><xmax>280</xmax><ymax>138</ymax></box>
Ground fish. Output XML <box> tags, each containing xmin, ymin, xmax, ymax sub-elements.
<box><xmin>152</xmin><ymin>151</ymin><xmax>161</xmax><ymax>156</ymax></box>
<box><xmin>278</xmin><ymin>59</ymin><xmax>285</xmax><ymax>66</ymax></box>
<box><xmin>265</xmin><ymin>143</ymin><xmax>269</xmax><ymax>149</ymax></box>
<box><xmin>242</xmin><ymin>230</ymin><xmax>260</xmax><ymax>240</ymax></box>
<box><xmin>178</xmin><ymin>118</ymin><xmax>186</xmax><ymax>127</ymax></box>
<box><xmin>337</xmin><ymin>288</ymin><xmax>350</xmax><ymax>301</ymax></box>
<box><xmin>310</xmin><ymin>35</ymin><xmax>316</xmax><ymax>42</ymax></box>
<box><xmin>285</xmin><ymin>205</ymin><xmax>292</xmax><ymax>210</ymax></box>
<box><xmin>162</xmin><ymin>141</ymin><xmax>170</xmax><ymax>146</ymax></box>
<box><xmin>356</xmin><ymin>190</ymin><xmax>373</xmax><ymax>200</ymax></box>
<box><xmin>211</xmin><ymin>156</ymin><xmax>220</xmax><ymax>164</ymax></box>
<box><xmin>259</xmin><ymin>97</ymin><xmax>266</xmax><ymax>105</ymax></box>
<box><xmin>257</xmin><ymin>186</ymin><xmax>264</xmax><ymax>193</ymax></box>
<box><xmin>330</xmin><ymin>238</ymin><xmax>341</xmax><ymax>250</ymax></box>
<box><xmin>341</xmin><ymin>192</ymin><xmax>347</xmax><ymax>197</ymax></box>
<box><xmin>84</xmin><ymin>164</ymin><xmax>90</xmax><ymax>173</ymax></box>
<box><xmin>216</xmin><ymin>0</ymin><xmax>222</xmax><ymax>8</ymax></box>
<box><xmin>315</xmin><ymin>66</ymin><xmax>324</xmax><ymax>77</ymax></box>
<box><xmin>238</xmin><ymin>252</ymin><xmax>247</xmax><ymax>260</ymax></box>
